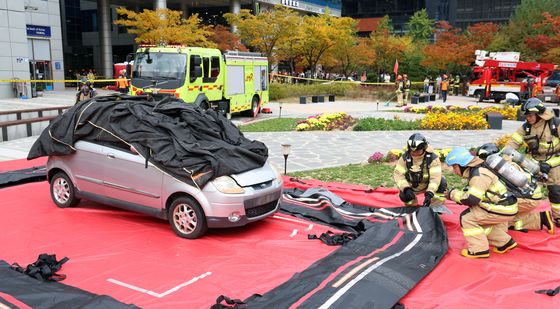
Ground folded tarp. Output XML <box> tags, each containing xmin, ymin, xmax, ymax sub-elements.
<box><xmin>214</xmin><ymin>187</ymin><xmax>448</xmax><ymax>308</ymax></box>
<box><xmin>27</xmin><ymin>95</ymin><xmax>268</xmax><ymax>187</ymax></box>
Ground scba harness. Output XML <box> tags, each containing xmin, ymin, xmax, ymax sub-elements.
<box><xmin>522</xmin><ymin>117</ymin><xmax>560</xmax><ymax>156</ymax></box>
<box><xmin>403</xmin><ymin>151</ymin><xmax>436</xmax><ymax>188</ymax></box>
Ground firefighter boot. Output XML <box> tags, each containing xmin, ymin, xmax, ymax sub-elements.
<box><xmin>493</xmin><ymin>238</ymin><xmax>517</xmax><ymax>254</ymax></box>
<box><xmin>540</xmin><ymin>211</ymin><xmax>555</xmax><ymax>235</ymax></box>
<box><xmin>460</xmin><ymin>249</ymin><xmax>490</xmax><ymax>259</ymax></box>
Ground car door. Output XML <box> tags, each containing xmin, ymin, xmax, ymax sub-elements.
<box><xmin>102</xmin><ymin>143</ymin><xmax>163</xmax><ymax>209</ymax></box>
<box><xmin>67</xmin><ymin>141</ymin><xmax>107</xmax><ymax>195</ymax></box>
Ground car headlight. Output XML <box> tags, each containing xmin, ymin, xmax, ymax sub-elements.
<box><xmin>269</xmin><ymin>163</ymin><xmax>283</xmax><ymax>185</ymax></box>
<box><xmin>212</xmin><ymin>176</ymin><xmax>245</xmax><ymax>194</ymax></box>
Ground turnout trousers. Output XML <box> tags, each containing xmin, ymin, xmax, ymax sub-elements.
<box><xmin>460</xmin><ymin>206</ymin><xmax>514</xmax><ymax>253</ymax></box>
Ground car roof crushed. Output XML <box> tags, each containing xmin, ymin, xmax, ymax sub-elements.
<box><xmin>28</xmin><ymin>94</ymin><xmax>268</xmax><ymax>187</ymax></box>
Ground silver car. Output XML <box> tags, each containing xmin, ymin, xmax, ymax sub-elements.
<box><xmin>47</xmin><ymin>140</ymin><xmax>283</xmax><ymax>239</ymax></box>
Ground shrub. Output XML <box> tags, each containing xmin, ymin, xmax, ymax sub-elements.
<box><xmin>269</xmin><ymin>83</ymin><xmax>359</xmax><ymax>101</ymax></box>
<box><xmin>367</xmin><ymin>152</ymin><xmax>385</xmax><ymax>163</ymax></box>
<box><xmin>420</xmin><ymin>111</ymin><xmax>489</xmax><ymax>130</ymax></box>
<box><xmin>353</xmin><ymin>118</ymin><xmax>421</xmax><ymax>131</ymax></box>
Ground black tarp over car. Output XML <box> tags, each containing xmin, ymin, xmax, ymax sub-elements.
<box><xmin>27</xmin><ymin>95</ymin><xmax>268</xmax><ymax>187</ymax></box>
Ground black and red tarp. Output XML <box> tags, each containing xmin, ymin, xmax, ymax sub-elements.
<box><xmin>1</xmin><ymin>159</ymin><xmax>560</xmax><ymax>308</ymax></box>
<box><xmin>27</xmin><ymin>95</ymin><xmax>268</xmax><ymax>187</ymax></box>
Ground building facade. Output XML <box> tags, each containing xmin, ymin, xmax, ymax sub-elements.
<box><xmin>343</xmin><ymin>0</ymin><xmax>520</xmax><ymax>35</ymax></box>
<box><xmin>0</xmin><ymin>0</ymin><xmax>65</xmax><ymax>99</ymax></box>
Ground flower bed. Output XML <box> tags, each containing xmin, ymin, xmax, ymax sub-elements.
<box><xmin>367</xmin><ymin>148</ymin><xmax>453</xmax><ymax>163</ymax></box>
<box><xmin>420</xmin><ymin>111</ymin><xmax>489</xmax><ymax>130</ymax></box>
<box><xmin>404</xmin><ymin>105</ymin><xmax>519</xmax><ymax>120</ymax></box>
<box><xmin>295</xmin><ymin>112</ymin><xmax>357</xmax><ymax>131</ymax></box>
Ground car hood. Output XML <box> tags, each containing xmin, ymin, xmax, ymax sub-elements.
<box><xmin>230</xmin><ymin>162</ymin><xmax>276</xmax><ymax>186</ymax></box>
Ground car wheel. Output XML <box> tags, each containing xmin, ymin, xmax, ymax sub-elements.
<box><xmin>168</xmin><ymin>196</ymin><xmax>208</xmax><ymax>239</ymax></box>
<box><xmin>50</xmin><ymin>172</ymin><xmax>80</xmax><ymax>208</ymax></box>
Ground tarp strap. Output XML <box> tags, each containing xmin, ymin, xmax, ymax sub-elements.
<box><xmin>10</xmin><ymin>253</ymin><xmax>69</xmax><ymax>282</ymax></box>
<box><xmin>210</xmin><ymin>294</ymin><xmax>262</xmax><ymax>308</ymax></box>
<box><xmin>308</xmin><ymin>231</ymin><xmax>359</xmax><ymax>246</ymax></box>
<box><xmin>535</xmin><ymin>286</ymin><xmax>560</xmax><ymax>296</ymax></box>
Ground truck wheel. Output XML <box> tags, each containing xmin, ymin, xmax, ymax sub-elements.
<box><xmin>494</xmin><ymin>98</ymin><xmax>502</xmax><ymax>103</ymax></box>
<box><xmin>474</xmin><ymin>90</ymin><xmax>484</xmax><ymax>102</ymax></box>
<box><xmin>250</xmin><ymin>96</ymin><xmax>260</xmax><ymax>118</ymax></box>
<box><xmin>50</xmin><ymin>172</ymin><xmax>81</xmax><ymax>208</ymax></box>
<box><xmin>168</xmin><ymin>196</ymin><xmax>208</xmax><ymax>239</ymax></box>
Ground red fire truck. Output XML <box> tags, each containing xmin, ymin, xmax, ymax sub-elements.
<box><xmin>467</xmin><ymin>51</ymin><xmax>557</xmax><ymax>103</ymax></box>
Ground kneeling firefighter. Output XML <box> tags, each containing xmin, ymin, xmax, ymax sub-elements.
<box><xmin>477</xmin><ymin>143</ymin><xmax>554</xmax><ymax>234</ymax></box>
<box><xmin>445</xmin><ymin>147</ymin><xmax>518</xmax><ymax>258</ymax></box>
<box><xmin>393</xmin><ymin>133</ymin><xmax>447</xmax><ymax>208</ymax></box>
<box><xmin>507</xmin><ymin>98</ymin><xmax>560</xmax><ymax>226</ymax></box>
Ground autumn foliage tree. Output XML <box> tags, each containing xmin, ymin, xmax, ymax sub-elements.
<box><xmin>526</xmin><ymin>13</ymin><xmax>560</xmax><ymax>63</ymax></box>
<box><xmin>210</xmin><ymin>25</ymin><xmax>248</xmax><ymax>52</ymax></box>
<box><xmin>422</xmin><ymin>21</ymin><xmax>474</xmax><ymax>73</ymax></box>
<box><xmin>364</xmin><ymin>16</ymin><xmax>409</xmax><ymax>77</ymax></box>
<box><xmin>464</xmin><ymin>22</ymin><xmax>499</xmax><ymax>51</ymax></box>
<box><xmin>224</xmin><ymin>6</ymin><xmax>300</xmax><ymax>63</ymax></box>
<box><xmin>114</xmin><ymin>8</ymin><xmax>215</xmax><ymax>47</ymax></box>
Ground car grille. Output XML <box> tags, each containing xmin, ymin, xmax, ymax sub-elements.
<box><xmin>245</xmin><ymin>200</ymin><xmax>278</xmax><ymax>218</ymax></box>
<box><xmin>250</xmin><ymin>180</ymin><xmax>273</xmax><ymax>190</ymax></box>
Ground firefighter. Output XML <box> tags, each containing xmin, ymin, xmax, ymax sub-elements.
<box><xmin>393</xmin><ymin>133</ymin><xmax>447</xmax><ymax>208</ymax></box>
<box><xmin>403</xmin><ymin>74</ymin><xmax>411</xmax><ymax>103</ymax></box>
<box><xmin>117</xmin><ymin>72</ymin><xmax>129</xmax><ymax>94</ymax></box>
<box><xmin>395</xmin><ymin>75</ymin><xmax>404</xmax><ymax>107</ymax></box>
<box><xmin>441</xmin><ymin>75</ymin><xmax>449</xmax><ymax>103</ymax></box>
<box><xmin>453</xmin><ymin>75</ymin><xmax>461</xmax><ymax>96</ymax></box>
<box><xmin>477</xmin><ymin>143</ymin><xmax>554</xmax><ymax>234</ymax></box>
<box><xmin>445</xmin><ymin>147</ymin><xmax>518</xmax><ymax>258</ymax></box>
<box><xmin>508</xmin><ymin>98</ymin><xmax>560</xmax><ymax>226</ymax></box>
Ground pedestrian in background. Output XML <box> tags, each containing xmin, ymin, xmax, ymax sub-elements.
<box><xmin>117</xmin><ymin>71</ymin><xmax>129</xmax><ymax>94</ymax></box>
<box><xmin>441</xmin><ymin>75</ymin><xmax>449</xmax><ymax>103</ymax></box>
<box><xmin>436</xmin><ymin>75</ymin><xmax>442</xmax><ymax>99</ymax></box>
<box><xmin>395</xmin><ymin>75</ymin><xmax>404</xmax><ymax>107</ymax></box>
<box><xmin>423</xmin><ymin>76</ymin><xmax>429</xmax><ymax>93</ymax></box>
<box><xmin>403</xmin><ymin>74</ymin><xmax>411</xmax><ymax>104</ymax></box>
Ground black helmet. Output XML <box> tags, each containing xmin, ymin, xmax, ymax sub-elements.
<box><xmin>522</xmin><ymin>98</ymin><xmax>545</xmax><ymax>115</ymax></box>
<box><xmin>477</xmin><ymin>143</ymin><xmax>499</xmax><ymax>160</ymax></box>
<box><xmin>407</xmin><ymin>133</ymin><xmax>428</xmax><ymax>151</ymax></box>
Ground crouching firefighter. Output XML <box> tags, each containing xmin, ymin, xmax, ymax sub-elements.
<box><xmin>477</xmin><ymin>143</ymin><xmax>554</xmax><ymax>234</ymax></box>
<box><xmin>507</xmin><ymin>98</ymin><xmax>560</xmax><ymax>226</ymax></box>
<box><xmin>393</xmin><ymin>133</ymin><xmax>447</xmax><ymax>208</ymax></box>
<box><xmin>445</xmin><ymin>147</ymin><xmax>518</xmax><ymax>258</ymax></box>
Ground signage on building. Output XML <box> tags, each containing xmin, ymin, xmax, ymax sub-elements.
<box><xmin>55</xmin><ymin>62</ymin><xmax>61</xmax><ymax>70</ymax></box>
<box><xmin>281</xmin><ymin>0</ymin><xmax>299</xmax><ymax>8</ymax></box>
<box><xmin>26</xmin><ymin>25</ymin><xmax>51</xmax><ymax>37</ymax></box>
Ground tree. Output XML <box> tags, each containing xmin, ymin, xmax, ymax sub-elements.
<box><xmin>406</xmin><ymin>9</ymin><xmax>434</xmax><ymax>42</ymax></box>
<box><xmin>422</xmin><ymin>21</ymin><xmax>474</xmax><ymax>73</ymax></box>
<box><xmin>364</xmin><ymin>18</ymin><xmax>408</xmax><ymax>77</ymax></box>
<box><xmin>491</xmin><ymin>0</ymin><xmax>560</xmax><ymax>60</ymax></box>
<box><xmin>210</xmin><ymin>25</ymin><xmax>248</xmax><ymax>52</ymax></box>
<box><xmin>297</xmin><ymin>13</ymin><xmax>356</xmax><ymax>74</ymax></box>
<box><xmin>526</xmin><ymin>13</ymin><xmax>560</xmax><ymax>63</ymax></box>
<box><xmin>114</xmin><ymin>8</ymin><xmax>215</xmax><ymax>47</ymax></box>
<box><xmin>274</xmin><ymin>11</ymin><xmax>304</xmax><ymax>73</ymax></box>
<box><xmin>376</xmin><ymin>15</ymin><xmax>394</xmax><ymax>34</ymax></box>
<box><xmin>464</xmin><ymin>22</ymin><xmax>498</xmax><ymax>51</ymax></box>
<box><xmin>224</xmin><ymin>6</ymin><xmax>300</xmax><ymax>63</ymax></box>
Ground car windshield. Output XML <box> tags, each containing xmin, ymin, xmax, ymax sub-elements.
<box><xmin>132</xmin><ymin>52</ymin><xmax>187</xmax><ymax>81</ymax></box>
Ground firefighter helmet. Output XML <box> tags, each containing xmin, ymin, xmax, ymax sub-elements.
<box><xmin>477</xmin><ymin>143</ymin><xmax>500</xmax><ymax>160</ymax></box>
<box><xmin>522</xmin><ymin>98</ymin><xmax>545</xmax><ymax>115</ymax></box>
<box><xmin>445</xmin><ymin>147</ymin><xmax>474</xmax><ymax>167</ymax></box>
<box><xmin>407</xmin><ymin>133</ymin><xmax>428</xmax><ymax>152</ymax></box>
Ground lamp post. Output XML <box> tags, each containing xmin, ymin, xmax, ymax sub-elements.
<box><xmin>279</xmin><ymin>102</ymin><xmax>283</xmax><ymax>118</ymax></box>
<box><xmin>281</xmin><ymin>144</ymin><xmax>291</xmax><ymax>175</ymax></box>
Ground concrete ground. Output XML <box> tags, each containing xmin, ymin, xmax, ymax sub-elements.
<box><xmin>0</xmin><ymin>89</ymin><xmax>527</xmax><ymax>171</ymax></box>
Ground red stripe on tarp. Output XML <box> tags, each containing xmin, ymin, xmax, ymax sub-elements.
<box><xmin>289</xmin><ymin>230</ymin><xmax>405</xmax><ymax>308</ymax></box>
<box><xmin>0</xmin><ymin>291</ymin><xmax>31</xmax><ymax>309</ymax></box>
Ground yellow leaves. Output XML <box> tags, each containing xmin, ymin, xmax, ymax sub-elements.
<box><xmin>114</xmin><ymin>8</ymin><xmax>215</xmax><ymax>47</ymax></box>
<box><xmin>420</xmin><ymin>111</ymin><xmax>489</xmax><ymax>130</ymax></box>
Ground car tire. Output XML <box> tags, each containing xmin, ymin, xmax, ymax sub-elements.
<box><xmin>50</xmin><ymin>172</ymin><xmax>81</xmax><ymax>208</ymax></box>
<box><xmin>168</xmin><ymin>196</ymin><xmax>208</xmax><ymax>239</ymax></box>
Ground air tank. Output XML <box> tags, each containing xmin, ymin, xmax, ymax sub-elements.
<box><xmin>485</xmin><ymin>153</ymin><xmax>529</xmax><ymax>189</ymax></box>
<box><xmin>501</xmin><ymin>147</ymin><xmax>540</xmax><ymax>175</ymax></box>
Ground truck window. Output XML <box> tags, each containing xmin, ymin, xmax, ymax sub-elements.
<box><xmin>132</xmin><ymin>52</ymin><xmax>186</xmax><ymax>81</ymax></box>
<box><xmin>211</xmin><ymin>57</ymin><xmax>220</xmax><ymax>78</ymax></box>
<box><xmin>202</xmin><ymin>57</ymin><xmax>210</xmax><ymax>83</ymax></box>
<box><xmin>189</xmin><ymin>55</ymin><xmax>202</xmax><ymax>83</ymax></box>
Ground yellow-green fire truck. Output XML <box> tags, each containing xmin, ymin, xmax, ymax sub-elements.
<box><xmin>129</xmin><ymin>46</ymin><xmax>269</xmax><ymax>117</ymax></box>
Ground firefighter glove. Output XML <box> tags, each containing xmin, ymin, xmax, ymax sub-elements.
<box><xmin>540</xmin><ymin>162</ymin><xmax>552</xmax><ymax>174</ymax></box>
<box><xmin>446</xmin><ymin>189</ymin><xmax>455</xmax><ymax>200</ymax></box>
<box><xmin>422</xmin><ymin>191</ymin><xmax>434</xmax><ymax>207</ymax></box>
<box><xmin>403</xmin><ymin>187</ymin><xmax>415</xmax><ymax>201</ymax></box>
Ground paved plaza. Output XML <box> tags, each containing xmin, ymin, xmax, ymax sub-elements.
<box><xmin>0</xmin><ymin>89</ymin><xmax>524</xmax><ymax>171</ymax></box>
